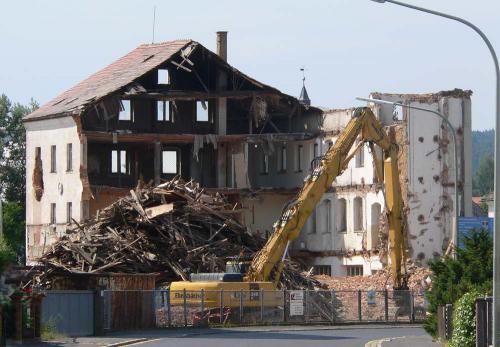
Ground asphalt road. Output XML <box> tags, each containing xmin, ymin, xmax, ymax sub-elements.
<box><xmin>132</xmin><ymin>326</ymin><xmax>430</xmax><ymax>347</ymax></box>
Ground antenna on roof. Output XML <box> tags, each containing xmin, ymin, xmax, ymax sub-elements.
<box><xmin>152</xmin><ymin>5</ymin><xmax>157</xmax><ymax>43</ymax></box>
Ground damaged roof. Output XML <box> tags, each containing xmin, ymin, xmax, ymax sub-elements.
<box><xmin>24</xmin><ymin>39</ymin><xmax>282</xmax><ymax>122</ymax></box>
<box><xmin>370</xmin><ymin>89</ymin><xmax>473</xmax><ymax>103</ymax></box>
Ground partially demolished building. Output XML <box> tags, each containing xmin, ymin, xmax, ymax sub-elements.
<box><xmin>292</xmin><ymin>91</ymin><xmax>472</xmax><ymax>276</ymax></box>
<box><xmin>23</xmin><ymin>33</ymin><xmax>322</xmax><ymax>263</ymax></box>
<box><xmin>24</xmin><ymin>33</ymin><xmax>472</xmax><ymax>278</ymax></box>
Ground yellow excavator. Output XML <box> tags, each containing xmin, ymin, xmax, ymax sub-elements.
<box><xmin>170</xmin><ymin>107</ymin><xmax>407</xmax><ymax>309</ymax></box>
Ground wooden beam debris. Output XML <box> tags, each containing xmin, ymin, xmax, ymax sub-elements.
<box><xmin>32</xmin><ymin>178</ymin><xmax>321</xmax><ymax>290</ymax></box>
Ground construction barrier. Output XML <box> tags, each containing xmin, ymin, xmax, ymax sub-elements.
<box><xmin>99</xmin><ymin>289</ymin><xmax>427</xmax><ymax>331</ymax></box>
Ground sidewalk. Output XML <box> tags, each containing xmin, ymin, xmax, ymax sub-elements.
<box><xmin>366</xmin><ymin>335</ymin><xmax>442</xmax><ymax>347</ymax></box>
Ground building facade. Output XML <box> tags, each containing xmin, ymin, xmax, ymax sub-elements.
<box><xmin>292</xmin><ymin>91</ymin><xmax>473</xmax><ymax>276</ymax></box>
<box><xmin>23</xmin><ymin>33</ymin><xmax>321</xmax><ymax>263</ymax></box>
<box><xmin>24</xmin><ymin>34</ymin><xmax>472</xmax><ymax>278</ymax></box>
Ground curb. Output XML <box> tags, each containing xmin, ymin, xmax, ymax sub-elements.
<box><xmin>104</xmin><ymin>338</ymin><xmax>148</xmax><ymax>347</ymax></box>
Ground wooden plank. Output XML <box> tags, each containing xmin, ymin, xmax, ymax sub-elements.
<box><xmin>145</xmin><ymin>203</ymin><xmax>173</xmax><ymax>218</ymax></box>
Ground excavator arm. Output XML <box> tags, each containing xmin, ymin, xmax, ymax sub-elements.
<box><xmin>244</xmin><ymin>107</ymin><xmax>408</xmax><ymax>289</ymax></box>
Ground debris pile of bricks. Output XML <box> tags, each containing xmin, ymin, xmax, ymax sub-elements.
<box><xmin>32</xmin><ymin>178</ymin><xmax>319</xmax><ymax>289</ymax></box>
<box><xmin>315</xmin><ymin>265</ymin><xmax>432</xmax><ymax>293</ymax></box>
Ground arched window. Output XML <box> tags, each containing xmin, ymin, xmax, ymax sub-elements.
<box><xmin>353</xmin><ymin>197</ymin><xmax>363</xmax><ymax>231</ymax></box>
<box><xmin>319</xmin><ymin>199</ymin><xmax>331</xmax><ymax>233</ymax></box>
<box><xmin>370</xmin><ymin>203</ymin><xmax>382</xmax><ymax>249</ymax></box>
<box><xmin>337</xmin><ymin>198</ymin><xmax>347</xmax><ymax>232</ymax></box>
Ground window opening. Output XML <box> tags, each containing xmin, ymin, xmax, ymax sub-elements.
<box><xmin>337</xmin><ymin>198</ymin><xmax>347</xmax><ymax>232</ymax></box>
<box><xmin>296</xmin><ymin>145</ymin><xmax>303</xmax><ymax>171</ymax></box>
<box><xmin>353</xmin><ymin>197</ymin><xmax>364</xmax><ymax>231</ymax></box>
<box><xmin>313</xmin><ymin>265</ymin><xmax>331</xmax><ymax>276</ymax></box>
<box><xmin>162</xmin><ymin>150</ymin><xmax>178</xmax><ymax>174</ymax></box>
<box><xmin>50</xmin><ymin>203</ymin><xmax>56</xmax><ymax>224</ymax></box>
<box><xmin>66</xmin><ymin>143</ymin><xmax>72</xmax><ymax>171</ymax></box>
<box><xmin>50</xmin><ymin>145</ymin><xmax>56</xmax><ymax>173</ymax></box>
<box><xmin>67</xmin><ymin>202</ymin><xmax>72</xmax><ymax>224</ymax></box>
<box><xmin>196</xmin><ymin>101</ymin><xmax>209</xmax><ymax>122</ymax></box>
<box><xmin>157</xmin><ymin>100</ymin><xmax>170</xmax><ymax>121</ymax></box>
<box><xmin>158</xmin><ymin>69</ymin><xmax>169</xmax><ymax>85</ymax></box>
<box><xmin>346</xmin><ymin>265</ymin><xmax>363</xmax><ymax>276</ymax></box>
<box><xmin>119</xmin><ymin>100</ymin><xmax>132</xmax><ymax>121</ymax></box>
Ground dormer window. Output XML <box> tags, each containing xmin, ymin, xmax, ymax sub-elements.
<box><xmin>158</xmin><ymin>69</ymin><xmax>169</xmax><ymax>85</ymax></box>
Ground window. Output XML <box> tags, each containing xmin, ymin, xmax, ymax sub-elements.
<box><xmin>346</xmin><ymin>265</ymin><xmax>363</xmax><ymax>277</ymax></box>
<box><xmin>157</xmin><ymin>100</ymin><xmax>170</xmax><ymax>121</ymax></box>
<box><xmin>261</xmin><ymin>152</ymin><xmax>269</xmax><ymax>174</ymax></box>
<box><xmin>337</xmin><ymin>198</ymin><xmax>347</xmax><ymax>232</ymax></box>
<box><xmin>162</xmin><ymin>150</ymin><xmax>177</xmax><ymax>174</ymax></box>
<box><xmin>35</xmin><ymin>146</ymin><xmax>41</xmax><ymax>158</ymax></box>
<box><xmin>296</xmin><ymin>145</ymin><xmax>303</xmax><ymax>172</ymax></box>
<box><xmin>313</xmin><ymin>265</ymin><xmax>331</xmax><ymax>276</ymax></box>
<box><xmin>119</xmin><ymin>100</ymin><xmax>133</xmax><ymax>121</ymax></box>
<box><xmin>158</xmin><ymin>69</ymin><xmax>169</xmax><ymax>85</ymax></box>
<box><xmin>355</xmin><ymin>140</ymin><xmax>364</xmax><ymax>168</ymax></box>
<box><xmin>314</xmin><ymin>143</ymin><xmax>319</xmax><ymax>158</ymax></box>
<box><xmin>50</xmin><ymin>203</ymin><xmax>56</xmax><ymax>224</ymax></box>
<box><xmin>353</xmin><ymin>197</ymin><xmax>363</xmax><ymax>231</ymax></box>
<box><xmin>66</xmin><ymin>202</ymin><xmax>72</xmax><ymax>224</ymax></box>
<box><xmin>318</xmin><ymin>200</ymin><xmax>331</xmax><ymax>233</ymax></box>
<box><xmin>111</xmin><ymin>150</ymin><xmax>129</xmax><ymax>174</ymax></box>
<box><xmin>66</xmin><ymin>143</ymin><xmax>73</xmax><ymax>172</ymax></box>
<box><xmin>278</xmin><ymin>145</ymin><xmax>287</xmax><ymax>172</ymax></box>
<box><xmin>196</xmin><ymin>101</ymin><xmax>209</xmax><ymax>122</ymax></box>
<box><xmin>50</xmin><ymin>145</ymin><xmax>56</xmax><ymax>173</ymax></box>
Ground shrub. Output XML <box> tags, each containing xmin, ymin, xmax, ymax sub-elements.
<box><xmin>0</xmin><ymin>235</ymin><xmax>15</xmax><ymax>272</ymax></box>
<box><xmin>424</xmin><ymin>228</ymin><xmax>492</xmax><ymax>336</ymax></box>
<box><xmin>449</xmin><ymin>290</ymin><xmax>482</xmax><ymax>347</ymax></box>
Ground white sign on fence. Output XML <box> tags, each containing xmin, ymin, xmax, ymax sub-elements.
<box><xmin>290</xmin><ymin>290</ymin><xmax>304</xmax><ymax>302</ymax></box>
<box><xmin>289</xmin><ymin>290</ymin><xmax>304</xmax><ymax>316</ymax></box>
<box><xmin>290</xmin><ymin>302</ymin><xmax>304</xmax><ymax>316</ymax></box>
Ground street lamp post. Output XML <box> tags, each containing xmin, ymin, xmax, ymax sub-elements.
<box><xmin>356</xmin><ymin>97</ymin><xmax>460</xmax><ymax>257</ymax></box>
<box><xmin>368</xmin><ymin>1</ymin><xmax>500</xmax><ymax>344</ymax></box>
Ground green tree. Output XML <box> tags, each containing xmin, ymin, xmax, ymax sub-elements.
<box><xmin>2</xmin><ymin>201</ymin><xmax>25</xmax><ymax>260</ymax></box>
<box><xmin>473</xmin><ymin>155</ymin><xmax>494</xmax><ymax>196</ymax></box>
<box><xmin>424</xmin><ymin>228</ymin><xmax>492</xmax><ymax>336</ymax></box>
<box><xmin>0</xmin><ymin>94</ymin><xmax>38</xmax><ymax>202</ymax></box>
<box><xmin>0</xmin><ymin>94</ymin><xmax>38</xmax><ymax>265</ymax></box>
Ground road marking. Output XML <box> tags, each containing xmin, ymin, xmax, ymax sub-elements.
<box><xmin>365</xmin><ymin>336</ymin><xmax>405</xmax><ymax>347</ymax></box>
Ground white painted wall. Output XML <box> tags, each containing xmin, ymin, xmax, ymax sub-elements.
<box><xmin>25</xmin><ymin>116</ymin><xmax>83</xmax><ymax>262</ymax></box>
<box><xmin>373</xmin><ymin>94</ymin><xmax>472</xmax><ymax>263</ymax></box>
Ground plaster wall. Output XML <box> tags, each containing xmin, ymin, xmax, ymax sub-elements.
<box><xmin>25</xmin><ymin>116</ymin><xmax>83</xmax><ymax>262</ymax></box>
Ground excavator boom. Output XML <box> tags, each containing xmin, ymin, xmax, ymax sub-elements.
<box><xmin>245</xmin><ymin>107</ymin><xmax>407</xmax><ymax>289</ymax></box>
<box><xmin>170</xmin><ymin>107</ymin><xmax>408</xmax><ymax>303</ymax></box>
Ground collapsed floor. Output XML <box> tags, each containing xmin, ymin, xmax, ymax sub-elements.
<box><xmin>31</xmin><ymin>178</ymin><xmax>319</xmax><ymax>289</ymax></box>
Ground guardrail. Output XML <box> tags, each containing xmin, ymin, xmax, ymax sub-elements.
<box><xmin>100</xmin><ymin>289</ymin><xmax>427</xmax><ymax>331</ymax></box>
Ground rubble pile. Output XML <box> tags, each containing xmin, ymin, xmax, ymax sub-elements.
<box><xmin>315</xmin><ymin>265</ymin><xmax>432</xmax><ymax>293</ymax></box>
<box><xmin>33</xmin><ymin>178</ymin><xmax>318</xmax><ymax>289</ymax></box>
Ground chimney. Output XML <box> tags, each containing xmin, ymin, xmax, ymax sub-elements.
<box><xmin>216</xmin><ymin>31</ymin><xmax>228</xmax><ymax>62</ymax></box>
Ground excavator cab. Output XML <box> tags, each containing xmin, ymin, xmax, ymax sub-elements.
<box><xmin>225</xmin><ymin>256</ymin><xmax>252</xmax><ymax>274</ymax></box>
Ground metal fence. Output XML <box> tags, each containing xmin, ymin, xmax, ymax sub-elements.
<box><xmin>101</xmin><ymin>289</ymin><xmax>427</xmax><ymax>331</ymax></box>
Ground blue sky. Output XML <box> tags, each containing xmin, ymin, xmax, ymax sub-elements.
<box><xmin>1</xmin><ymin>0</ymin><xmax>499</xmax><ymax>130</ymax></box>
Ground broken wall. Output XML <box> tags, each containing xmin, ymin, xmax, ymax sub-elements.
<box><xmin>372</xmin><ymin>91</ymin><xmax>472</xmax><ymax>264</ymax></box>
<box><xmin>25</xmin><ymin>116</ymin><xmax>83</xmax><ymax>263</ymax></box>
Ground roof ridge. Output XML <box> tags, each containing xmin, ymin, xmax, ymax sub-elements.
<box><xmin>139</xmin><ymin>39</ymin><xmax>192</xmax><ymax>47</ymax></box>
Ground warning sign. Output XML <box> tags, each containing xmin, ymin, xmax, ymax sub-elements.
<box><xmin>289</xmin><ymin>290</ymin><xmax>304</xmax><ymax>316</ymax></box>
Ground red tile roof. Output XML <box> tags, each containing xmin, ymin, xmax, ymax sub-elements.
<box><xmin>24</xmin><ymin>39</ymin><xmax>192</xmax><ymax>121</ymax></box>
<box><xmin>472</xmin><ymin>196</ymin><xmax>482</xmax><ymax>205</ymax></box>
